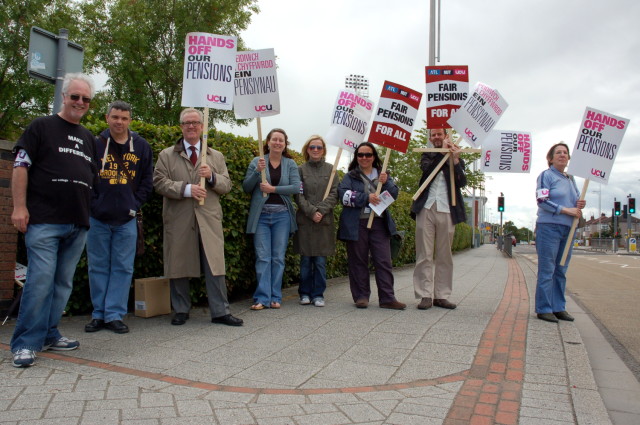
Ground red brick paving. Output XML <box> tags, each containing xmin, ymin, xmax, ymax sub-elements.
<box><xmin>444</xmin><ymin>258</ymin><xmax>528</xmax><ymax>425</ymax></box>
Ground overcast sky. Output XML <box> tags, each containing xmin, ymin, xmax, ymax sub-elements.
<box><xmin>215</xmin><ymin>0</ymin><xmax>640</xmax><ymax>229</ymax></box>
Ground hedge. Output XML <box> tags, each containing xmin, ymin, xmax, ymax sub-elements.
<box><xmin>38</xmin><ymin>120</ymin><xmax>471</xmax><ymax>314</ymax></box>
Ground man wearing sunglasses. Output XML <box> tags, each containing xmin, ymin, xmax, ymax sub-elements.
<box><xmin>10</xmin><ymin>73</ymin><xmax>98</xmax><ymax>367</ymax></box>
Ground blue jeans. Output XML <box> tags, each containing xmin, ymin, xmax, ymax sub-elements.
<box><xmin>535</xmin><ymin>223</ymin><xmax>573</xmax><ymax>314</ymax></box>
<box><xmin>253</xmin><ymin>209</ymin><xmax>291</xmax><ymax>305</ymax></box>
<box><xmin>87</xmin><ymin>217</ymin><xmax>137</xmax><ymax>322</ymax></box>
<box><xmin>11</xmin><ymin>224</ymin><xmax>88</xmax><ymax>352</ymax></box>
<box><xmin>299</xmin><ymin>256</ymin><xmax>327</xmax><ymax>300</ymax></box>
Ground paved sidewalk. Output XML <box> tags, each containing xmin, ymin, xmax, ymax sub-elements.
<box><xmin>0</xmin><ymin>245</ymin><xmax>612</xmax><ymax>424</ymax></box>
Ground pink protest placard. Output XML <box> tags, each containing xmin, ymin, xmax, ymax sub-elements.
<box><xmin>325</xmin><ymin>89</ymin><xmax>374</xmax><ymax>153</ymax></box>
<box><xmin>181</xmin><ymin>32</ymin><xmax>237</xmax><ymax>110</ymax></box>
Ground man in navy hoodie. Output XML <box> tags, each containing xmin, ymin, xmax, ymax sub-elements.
<box><xmin>85</xmin><ymin>101</ymin><xmax>153</xmax><ymax>334</ymax></box>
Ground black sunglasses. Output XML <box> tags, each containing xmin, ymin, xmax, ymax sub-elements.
<box><xmin>308</xmin><ymin>145</ymin><xmax>324</xmax><ymax>150</ymax></box>
<box><xmin>68</xmin><ymin>94</ymin><xmax>92</xmax><ymax>104</ymax></box>
<box><xmin>357</xmin><ymin>152</ymin><xmax>374</xmax><ymax>158</ymax></box>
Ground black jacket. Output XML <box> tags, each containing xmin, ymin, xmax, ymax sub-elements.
<box><xmin>410</xmin><ymin>152</ymin><xmax>467</xmax><ymax>225</ymax></box>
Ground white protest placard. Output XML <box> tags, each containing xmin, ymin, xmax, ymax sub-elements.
<box><xmin>481</xmin><ymin>130</ymin><xmax>532</xmax><ymax>173</ymax></box>
<box><xmin>369</xmin><ymin>81</ymin><xmax>422</xmax><ymax>153</ymax></box>
<box><xmin>425</xmin><ymin>65</ymin><xmax>469</xmax><ymax>129</ymax></box>
<box><xmin>325</xmin><ymin>89</ymin><xmax>374</xmax><ymax>153</ymax></box>
<box><xmin>234</xmin><ymin>48</ymin><xmax>279</xmax><ymax>118</ymax></box>
<box><xmin>447</xmin><ymin>82</ymin><xmax>508</xmax><ymax>148</ymax></box>
<box><xmin>567</xmin><ymin>107</ymin><xmax>629</xmax><ymax>183</ymax></box>
<box><xmin>181</xmin><ymin>32</ymin><xmax>237</xmax><ymax>110</ymax></box>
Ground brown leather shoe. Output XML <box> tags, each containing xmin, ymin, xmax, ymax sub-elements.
<box><xmin>380</xmin><ymin>300</ymin><xmax>407</xmax><ymax>310</ymax></box>
<box><xmin>417</xmin><ymin>297</ymin><xmax>433</xmax><ymax>310</ymax></box>
<box><xmin>434</xmin><ymin>299</ymin><xmax>457</xmax><ymax>309</ymax></box>
<box><xmin>355</xmin><ymin>299</ymin><xmax>369</xmax><ymax>309</ymax></box>
<box><xmin>553</xmin><ymin>311</ymin><xmax>574</xmax><ymax>321</ymax></box>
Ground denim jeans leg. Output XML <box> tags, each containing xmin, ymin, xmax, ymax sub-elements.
<box><xmin>269</xmin><ymin>210</ymin><xmax>290</xmax><ymax>304</ymax></box>
<box><xmin>11</xmin><ymin>224</ymin><xmax>87</xmax><ymax>352</ymax></box>
<box><xmin>311</xmin><ymin>256</ymin><xmax>327</xmax><ymax>300</ymax></box>
<box><xmin>299</xmin><ymin>256</ymin><xmax>312</xmax><ymax>297</ymax></box>
<box><xmin>87</xmin><ymin>217</ymin><xmax>111</xmax><ymax>320</ymax></box>
<box><xmin>104</xmin><ymin>218</ymin><xmax>136</xmax><ymax>321</ymax></box>
<box><xmin>253</xmin><ymin>212</ymin><xmax>273</xmax><ymax>305</ymax></box>
<box><xmin>535</xmin><ymin>223</ymin><xmax>570</xmax><ymax>314</ymax></box>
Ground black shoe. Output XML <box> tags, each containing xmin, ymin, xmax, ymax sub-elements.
<box><xmin>537</xmin><ymin>313</ymin><xmax>559</xmax><ymax>323</ymax></box>
<box><xmin>211</xmin><ymin>314</ymin><xmax>243</xmax><ymax>326</ymax></box>
<box><xmin>171</xmin><ymin>313</ymin><xmax>189</xmax><ymax>326</ymax></box>
<box><xmin>85</xmin><ymin>319</ymin><xmax>105</xmax><ymax>333</ymax></box>
<box><xmin>105</xmin><ymin>320</ymin><xmax>129</xmax><ymax>334</ymax></box>
<box><xmin>554</xmin><ymin>311</ymin><xmax>575</xmax><ymax>321</ymax></box>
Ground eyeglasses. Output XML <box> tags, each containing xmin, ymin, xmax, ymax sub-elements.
<box><xmin>308</xmin><ymin>145</ymin><xmax>323</xmax><ymax>151</ymax></box>
<box><xmin>357</xmin><ymin>152</ymin><xmax>374</xmax><ymax>158</ymax></box>
<box><xmin>68</xmin><ymin>94</ymin><xmax>91</xmax><ymax>104</ymax></box>
<box><xmin>181</xmin><ymin>121</ymin><xmax>202</xmax><ymax>127</ymax></box>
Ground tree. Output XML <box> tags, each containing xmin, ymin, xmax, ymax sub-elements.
<box><xmin>83</xmin><ymin>0</ymin><xmax>259</xmax><ymax>126</ymax></box>
<box><xmin>0</xmin><ymin>0</ymin><xmax>97</xmax><ymax>139</ymax></box>
<box><xmin>389</xmin><ymin>123</ymin><xmax>484</xmax><ymax>194</ymax></box>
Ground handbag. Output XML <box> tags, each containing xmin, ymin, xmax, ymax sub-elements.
<box><xmin>390</xmin><ymin>231</ymin><xmax>405</xmax><ymax>260</ymax></box>
<box><xmin>104</xmin><ymin>136</ymin><xmax>145</xmax><ymax>256</ymax></box>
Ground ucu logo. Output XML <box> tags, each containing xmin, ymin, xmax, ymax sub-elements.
<box><xmin>484</xmin><ymin>150</ymin><xmax>491</xmax><ymax>166</ymax></box>
<box><xmin>464</xmin><ymin>128</ymin><xmax>477</xmax><ymax>142</ymax></box>
<box><xmin>591</xmin><ymin>168</ymin><xmax>606</xmax><ymax>178</ymax></box>
<box><xmin>343</xmin><ymin>139</ymin><xmax>358</xmax><ymax>149</ymax></box>
<box><xmin>207</xmin><ymin>95</ymin><xmax>227</xmax><ymax>103</ymax></box>
<box><xmin>254</xmin><ymin>105</ymin><xmax>273</xmax><ymax>112</ymax></box>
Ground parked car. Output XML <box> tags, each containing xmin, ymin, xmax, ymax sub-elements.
<box><xmin>512</xmin><ymin>237</ymin><xmax>517</xmax><ymax>246</ymax></box>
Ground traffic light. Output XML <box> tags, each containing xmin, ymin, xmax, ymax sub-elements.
<box><xmin>614</xmin><ymin>201</ymin><xmax>621</xmax><ymax>216</ymax></box>
<box><xmin>498</xmin><ymin>196</ymin><xmax>505</xmax><ymax>212</ymax></box>
<box><xmin>629</xmin><ymin>198</ymin><xmax>636</xmax><ymax>214</ymax></box>
<box><xmin>623</xmin><ymin>205</ymin><xmax>628</xmax><ymax>219</ymax></box>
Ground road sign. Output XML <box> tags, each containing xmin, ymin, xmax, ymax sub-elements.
<box><xmin>27</xmin><ymin>26</ymin><xmax>83</xmax><ymax>84</ymax></box>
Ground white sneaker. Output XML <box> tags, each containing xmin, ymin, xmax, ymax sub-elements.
<box><xmin>300</xmin><ymin>295</ymin><xmax>311</xmax><ymax>305</ymax></box>
<box><xmin>44</xmin><ymin>336</ymin><xmax>79</xmax><ymax>351</ymax></box>
<box><xmin>313</xmin><ymin>298</ymin><xmax>325</xmax><ymax>307</ymax></box>
<box><xmin>12</xmin><ymin>349</ymin><xmax>36</xmax><ymax>368</ymax></box>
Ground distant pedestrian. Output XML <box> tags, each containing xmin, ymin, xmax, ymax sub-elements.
<box><xmin>534</xmin><ymin>142</ymin><xmax>585</xmax><ymax>323</ymax></box>
<box><xmin>338</xmin><ymin>142</ymin><xmax>405</xmax><ymax>310</ymax></box>
<box><xmin>85</xmin><ymin>101</ymin><xmax>153</xmax><ymax>334</ymax></box>
<box><xmin>10</xmin><ymin>73</ymin><xmax>97</xmax><ymax>368</ymax></box>
<box><xmin>411</xmin><ymin>128</ymin><xmax>466</xmax><ymax>310</ymax></box>
<box><xmin>243</xmin><ymin>128</ymin><xmax>300</xmax><ymax>310</ymax></box>
<box><xmin>294</xmin><ymin>136</ymin><xmax>338</xmax><ymax>307</ymax></box>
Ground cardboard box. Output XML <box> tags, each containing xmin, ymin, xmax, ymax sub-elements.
<box><xmin>134</xmin><ymin>277</ymin><xmax>171</xmax><ymax>318</ymax></box>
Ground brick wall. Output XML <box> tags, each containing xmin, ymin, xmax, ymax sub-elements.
<box><xmin>0</xmin><ymin>140</ymin><xmax>17</xmax><ymax>312</ymax></box>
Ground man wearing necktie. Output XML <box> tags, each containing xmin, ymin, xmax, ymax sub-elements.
<box><xmin>153</xmin><ymin>108</ymin><xmax>243</xmax><ymax>327</ymax></box>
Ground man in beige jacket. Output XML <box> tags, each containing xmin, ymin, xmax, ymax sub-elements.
<box><xmin>153</xmin><ymin>108</ymin><xmax>242</xmax><ymax>326</ymax></box>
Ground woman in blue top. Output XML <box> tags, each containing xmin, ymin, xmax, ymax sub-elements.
<box><xmin>535</xmin><ymin>142</ymin><xmax>586</xmax><ymax>323</ymax></box>
<box><xmin>243</xmin><ymin>128</ymin><xmax>300</xmax><ymax>310</ymax></box>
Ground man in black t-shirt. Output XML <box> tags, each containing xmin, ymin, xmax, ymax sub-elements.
<box><xmin>10</xmin><ymin>73</ymin><xmax>98</xmax><ymax>368</ymax></box>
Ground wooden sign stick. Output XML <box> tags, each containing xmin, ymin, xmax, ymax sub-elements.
<box><xmin>256</xmin><ymin>117</ymin><xmax>267</xmax><ymax>197</ymax></box>
<box><xmin>198</xmin><ymin>107</ymin><xmax>209</xmax><ymax>206</ymax></box>
<box><xmin>411</xmin><ymin>153</ymin><xmax>450</xmax><ymax>201</ymax></box>
<box><xmin>559</xmin><ymin>179</ymin><xmax>589</xmax><ymax>266</ymax></box>
<box><xmin>367</xmin><ymin>149</ymin><xmax>391</xmax><ymax>229</ymax></box>
<box><xmin>324</xmin><ymin>148</ymin><xmax>342</xmax><ymax>200</ymax></box>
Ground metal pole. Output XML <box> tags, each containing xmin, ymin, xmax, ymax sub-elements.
<box><xmin>428</xmin><ymin>0</ymin><xmax>437</xmax><ymax>66</ymax></box>
<box><xmin>52</xmin><ymin>29</ymin><xmax>69</xmax><ymax>114</ymax></box>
